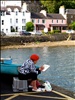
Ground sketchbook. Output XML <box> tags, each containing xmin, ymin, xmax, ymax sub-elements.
<box><xmin>42</xmin><ymin>64</ymin><xmax>50</xmax><ymax>71</ymax></box>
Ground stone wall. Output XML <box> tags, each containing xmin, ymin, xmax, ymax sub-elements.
<box><xmin>1</xmin><ymin>34</ymin><xmax>75</xmax><ymax>46</ymax></box>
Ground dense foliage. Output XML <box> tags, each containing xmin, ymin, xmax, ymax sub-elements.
<box><xmin>40</xmin><ymin>0</ymin><xmax>75</xmax><ymax>13</ymax></box>
<box><xmin>26</xmin><ymin>22</ymin><xmax>34</xmax><ymax>31</ymax></box>
<box><xmin>70</xmin><ymin>22</ymin><xmax>75</xmax><ymax>30</ymax></box>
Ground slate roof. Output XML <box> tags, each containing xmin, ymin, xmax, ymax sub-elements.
<box><xmin>31</xmin><ymin>12</ymin><xmax>47</xmax><ymax>19</ymax></box>
<box><xmin>31</xmin><ymin>12</ymin><xmax>65</xmax><ymax>20</ymax></box>
<box><xmin>6</xmin><ymin>6</ymin><xmax>21</xmax><ymax>12</ymax></box>
<box><xmin>66</xmin><ymin>9</ymin><xmax>75</xmax><ymax>14</ymax></box>
<box><xmin>47</xmin><ymin>13</ymin><xmax>65</xmax><ymax>19</ymax></box>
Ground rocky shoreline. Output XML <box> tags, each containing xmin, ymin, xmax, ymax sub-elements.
<box><xmin>1</xmin><ymin>40</ymin><xmax>75</xmax><ymax>50</ymax></box>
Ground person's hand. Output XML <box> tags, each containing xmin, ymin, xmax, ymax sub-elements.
<box><xmin>39</xmin><ymin>66</ymin><xmax>44</xmax><ymax>71</ymax></box>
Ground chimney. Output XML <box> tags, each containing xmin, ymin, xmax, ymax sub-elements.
<box><xmin>59</xmin><ymin>5</ymin><xmax>65</xmax><ymax>15</ymax></box>
<box><xmin>40</xmin><ymin>10</ymin><xmax>46</xmax><ymax>16</ymax></box>
<box><xmin>22</xmin><ymin>2</ymin><xmax>27</xmax><ymax>11</ymax></box>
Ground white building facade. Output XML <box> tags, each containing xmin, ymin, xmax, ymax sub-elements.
<box><xmin>1</xmin><ymin>1</ymin><xmax>31</xmax><ymax>35</ymax></box>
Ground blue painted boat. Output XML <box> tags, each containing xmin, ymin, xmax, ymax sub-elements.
<box><xmin>0</xmin><ymin>58</ymin><xmax>21</xmax><ymax>75</ymax></box>
<box><xmin>1</xmin><ymin>62</ymin><xmax>21</xmax><ymax>75</ymax></box>
<box><xmin>0</xmin><ymin>58</ymin><xmax>12</xmax><ymax>64</ymax></box>
<box><xmin>0</xmin><ymin>58</ymin><xmax>39</xmax><ymax>75</ymax></box>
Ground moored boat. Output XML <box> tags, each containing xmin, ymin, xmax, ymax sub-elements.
<box><xmin>0</xmin><ymin>57</ymin><xmax>21</xmax><ymax>75</ymax></box>
<box><xmin>0</xmin><ymin>57</ymin><xmax>12</xmax><ymax>64</ymax></box>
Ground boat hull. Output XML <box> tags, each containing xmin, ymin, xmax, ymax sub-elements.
<box><xmin>1</xmin><ymin>63</ymin><xmax>21</xmax><ymax>75</ymax></box>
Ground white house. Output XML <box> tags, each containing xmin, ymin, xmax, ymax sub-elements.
<box><xmin>1</xmin><ymin>7</ymin><xmax>11</xmax><ymax>33</ymax></box>
<box><xmin>1</xmin><ymin>1</ymin><xmax>31</xmax><ymax>35</ymax></box>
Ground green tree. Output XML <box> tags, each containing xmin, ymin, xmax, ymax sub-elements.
<box><xmin>70</xmin><ymin>22</ymin><xmax>75</xmax><ymax>30</ymax></box>
<box><xmin>26</xmin><ymin>22</ymin><xmax>34</xmax><ymax>31</ymax></box>
<box><xmin>40</xmin><ymin>0</ymin><xmax>75</xmax><ymax>13</ymax></box>
<box><xmin>40</xmin><ymin>0</ymin><xmax>55</xmax><ymax>13</ymax></box>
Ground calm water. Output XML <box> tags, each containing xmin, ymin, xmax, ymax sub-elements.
<box><xmin>1</xmin><ymin>46</ymin><xmax>75</xmax><ymax>92</ymax></box>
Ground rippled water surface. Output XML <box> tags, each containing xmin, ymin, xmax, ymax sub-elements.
<box><xmin>1</xmin><ymin>46</ymin><xmax>75</xmax><ymax>92</ymax></box>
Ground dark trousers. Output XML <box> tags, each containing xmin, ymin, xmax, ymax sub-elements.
<box><xmin>18</xmin><ymin>72</ymin><xmax>37</xmax><ymax>81</ymax></box>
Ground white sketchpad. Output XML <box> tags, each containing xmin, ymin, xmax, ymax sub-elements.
<box><xmin>42</xmin><ymin>64</ymin><xmax>50</xmax><ymax>71</ymax></box>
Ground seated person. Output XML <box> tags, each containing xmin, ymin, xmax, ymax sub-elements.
<box><xmin>18</xmin><ymin>54</ymin><xmax>44</xmax><ymax>92</ymax></box>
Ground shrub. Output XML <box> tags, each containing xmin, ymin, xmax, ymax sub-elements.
<box><xmin>26</xmin><ymin>22</ymin><xmax>34</xmax><ymax>31</ymax></box>
<box><xmin>53</xmin><ymin>30</ymin><xmax>61</xmax><ymax>33</ymax></box>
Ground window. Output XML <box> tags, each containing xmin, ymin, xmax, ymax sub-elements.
<box><xmin>6</xmin><ymin>29</ymin><xmax>8</xmax><ymax>32</ymax></box>
<box><xmin>32</xmin><ymin>19</ymin><xmax>35</xmax><ymax>23</ymax></box>
<box><xmin>10</xmin><ymin>18</ymin><xmax>12</xmax><ymax>23</ymax></box>
<box><xmin>71</xmin><ymin>20</ymin><xmax>73</xmax><ymax>23</ymax></box>
<box><xmin>2</xmin><ymin>12</ymin><xmax>5</xmax><ymax>16</ymax></box>
<box><xmin>0</xmin><ymin>12</ymin><xmax>2</xmax><ymax>16</ymax></box>
<box><xmin>16</xmin><ymin>11</ymin><xmax>18</xmax><ymax>15</ymax></box>
<box><xmin>62</xmin><ymin>20</ymin><xmax>63</xmax><ymax>23</ymax></box>
<box><xmin>22</xmin><ymin>26</ymin><xmax>26</xmax><ymax>30</ymax></box>
<box><xmin>23</xmin><ymin>12</ymin><xmax>25</xmax><ymax>16</ymax></box>
<box><xmin>2</xmin><ymin>20</ymin><xmax>4</xmax><ymax>25</ymax></box>
<box><xmin>22</xmin><ymin>19</ymin><xmax>26</xmax><ymax>23</ymax></box>
<box><xmin>62</xmin><ymin>27</ymin><xmax>66</xmax><ymax>30</ymax></box>
<box><xmin>0</xmin><ymin>12</ymin><xmax>5</xmax><ymax>16</ymax></box>
<box><xmin>16</xmin><ymin>19</ymin><xmax>18</xmax><ymax>23</ymax></box>
<box><xmin>42</xmin><ymin>19</ymin><xmax>45</xmax><ymax>23</ymax></box>
<box><xmin>57</xmin><ymin>20</ymin><xmax>58</xmax><ymax>23</ymax></box>
<box><xmin>71</xmin><ymin>15</ymin><xmax>73</xmax><ymax>18</ymax></box>
<box><xmin>16</xmin><ymin>26</ymin><xmax>18</xmax><ymax>32</ymax></box>
<box><xmin>2</xmin><ymin>1</ymin><xmax>3</xmax><ymax>4</ymax></box>
<box><xmin>2</xmin><ymin>29</ymin><xmax>4</xmax><ymax>32</ymax></box>
<box><xmin>52</xmin><ymin>20</ymin><xmax>53</xmax><ymax>23</ymax></box>
<box><xmin>38</xmin><ymin>19</ymin><xmax>39</xmax><ymax>23</ymax></box>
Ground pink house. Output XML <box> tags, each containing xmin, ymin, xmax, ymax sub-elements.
<box><xmin>31</xmin><ymin>10</ymin><xmax>67</xmax><ymax>32</ymax></box>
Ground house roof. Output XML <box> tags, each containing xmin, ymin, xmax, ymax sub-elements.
<box><xmin>31</xmin><ymin>12</ymin><xmax>65</xmax><ymax>20</ymax></box>
<box><xmin>66</xmin><ymin>9</ymin><xmax>75</xmax><ymax>14</ymax></box>
<box><xmin>47</xmin><ymin>14</ymin><xmax>65</xmax><ymax>19</ymax></box>
<box><xmin>31</xmin><ymin>12</ymin><xmax>47</xmax><ymax>19</ymax></box>
<box><xmin>6</xmin><ymin>6</ymin><xmax>21</xmax><ymax>12</ymax></box>
<box><xmin>0</xmin><ymin>7</ymin><xmax>10</xmax><ymax>15</ymax></box>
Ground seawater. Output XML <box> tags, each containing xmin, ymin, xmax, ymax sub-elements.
<box><xmin>1</xmin><ymin>46</ymin><xmax>75</xmax><ymax>92</ymax></box>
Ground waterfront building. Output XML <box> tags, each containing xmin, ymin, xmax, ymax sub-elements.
<box><xmin>31</xmin><ymin>10</ymin><xmax>67</xmax><ymax>32</ymax></box>
<box><xmin>59</xmin><ymin>6</ymin><xmax>75</xmax><ymax>25</ymax></box>
<box><xmin>1</xmin><ymin>1</ymin><xmax>30</xmax><ymax>35</ymax></box>
<box><xmin>0</xmin><ymin>1</ymin><xmax>75</xmax><ymax>35</ymax></box>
